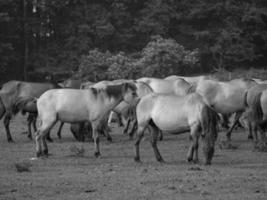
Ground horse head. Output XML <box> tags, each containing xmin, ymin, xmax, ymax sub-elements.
<box><xmin>121</xmin><ymin>82</ymin><xmax>138</xmax><ymax>104</ymax></box>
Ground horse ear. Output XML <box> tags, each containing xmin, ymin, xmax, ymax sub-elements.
<box><xmin>122</xmin><ymin>82</ymin><xmax>129</xmax><ymax>93</ymax></box>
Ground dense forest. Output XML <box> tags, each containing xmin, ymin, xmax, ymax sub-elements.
<box><xmin>0</xmin><ymin>0</ymin><xmax>267</xmax><ymax>82</ymax></box>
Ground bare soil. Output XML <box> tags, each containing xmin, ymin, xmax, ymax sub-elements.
<box><xmin>0</xmin><ymin>115</ymin><xmax>266</xmax><ymax>200</ymax></box>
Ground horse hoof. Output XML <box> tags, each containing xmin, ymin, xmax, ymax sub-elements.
<box><xmin>36</xmin><ymin>151</ymin><xmax>42</xmax><ymax>157</ymax></box>
<box><xmin>8</xmin><ymin>139</ymin><xmax>14</xmax><ymax>143</ymax></box>
<box><xmin>157</xmin><ymin>157</ymin><xmax>165</xmax><ymax>163</ymax></box>
<box><xmin>187</xmin><ymin>157</ymin><xmax>193</xmax><ymax>162</ymax></box>
<box><xmin>204</xmin><ymin>161</ymin><xmax>211</xmax><ymax>165</ymax></box>
<box><xmin>129</xmin><ymin>136</ymin><xmax>134</xmax><ymax>140</ymax></box>
<box><xmin>94</xmin><ymin>152</ymin><xmax>101</xmax><ymax>158</ymax></box>
<box><xmin>158</xmin><ymin>136</ymin><xmax>163</xmax><ymax>141</ymax></box>
<box><xmin>107</xmin><ymin>137</ymin><xmax>112</xmax><ymax>142</ymax></box>
<box><xmin>247</xmin><ymin>135</ymin><xmax>253</xmax><ymax>140</ymax></box>
<box><xmin>193</xmin><ymin>159</ymin><xmax>199</xmax><ymax>164</ymax></box>
<box><xmin>134</xmin><ymin>157</ymin><xmax>141</xmax><ymax>162</ymax></box>
<box><xmin>28</xmin><ymin>136</ymin><xmax>33</xmax><ymax>140</ymax></box>
<box><xmin>47</xmin><ymin>138</ymin><xmax>53</xmax><ymax>143</ymax></box>
<box><xmin>43</xmin><ymin>149</ymin><xmax>49</xmax><ymax>156</ymax></box>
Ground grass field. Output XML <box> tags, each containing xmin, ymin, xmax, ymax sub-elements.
<box><xmin>0</xmin><ymin>114</ymin><xmax>266</xmax><ymax>200</ymax></box>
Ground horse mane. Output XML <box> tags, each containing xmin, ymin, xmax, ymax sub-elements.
<box><xmin>105</xmin><ymin>84</ymin><xmax>125</xmax><ymax>99</ymax></box>
<box><xmin>187</xmin><ymin>85</ymin><xmax>196</xmax><ymax>94</ymax></box>
<box><xmin>137</xmin><ymin>81</ymin><xmax>153</xmax><ymax>96</ymax></box>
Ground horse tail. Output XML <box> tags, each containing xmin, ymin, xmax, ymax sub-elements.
<box><xmin>13</xmin><ymin>96</ymin><xmax>37</xmax><ymax>115</ymax></box>
<box><xmin>0</xmin><ymin>96</ymin><xmax>6</xmax><ymax>120</ymax></box>
<box><xmin>200</xmin><ymin>105</ymin><xmax>218</xmax><ymax>142</ymax></box>
<box><xmin>249</xmin><ymin>92</ymin><xmax>263</xmax><ymax>124</ymax></box>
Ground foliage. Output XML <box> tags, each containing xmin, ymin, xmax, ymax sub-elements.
<box><xmin>78</xmin><ymin>36</ymin><xmax>199</xmax><ymax>80</ymax></box>
<box><xmin>0</xmin><ymin>0</ymin><xmax>266</xmax><ymax>81</ymax></box>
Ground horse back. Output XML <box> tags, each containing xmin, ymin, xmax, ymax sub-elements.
<box><xmin>18</xmin><ymin>82</ymin><xmax>58</xmax><ymax>98</ymax></box>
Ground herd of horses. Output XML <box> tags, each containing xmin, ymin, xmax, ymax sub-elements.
<box><xmin>0</xmin><ymin>74</ymin><xmax>267</xmax><ymax>165</ymax></box>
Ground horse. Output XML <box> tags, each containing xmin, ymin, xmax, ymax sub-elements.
<box><xmin>251</xmin><ymin>78</ymin><xmax>267</xmax><ymax>84</ymax></box>
<box><xmin>134</xmin><ymin>93</ymin><xmax>218</xmax><ymax>165</ymax></box>
<box><xmin>109</xmin><ymin>81</ymin><xmax>155</xmax><ymax>137</ymax></box>
<box><xmin>35</xmin><ymin>82</ymin><xmax>137</xmax><ymax>157</ymax></box>
<box><xmin>164</xmin><ymin>75</ymin><xmax>214</xmax><ymax>86</ymax></box>
<box><xmin>0</xmin><ymin>80</ymin><xmax>60</xmax><ymax>142</ymax></box>
<box><xmin>56</xmin><ymin>78</ymin><xmax>86</xmax><ymax>140</ymax></box>
<box><xmin>81</xmin><ymin>79</ymin><xmax>136</xmax><ymax>140</ymax></box>
<box><xmin>194</xmin><ymin>78</ymin><xmax>258</xmax><ymax>141</ymax></box>
<box><xmin>136</xmin><ymin>77</ymin><xmax>192</xmax><ymax>96</ymax></box>
<box><xmin>244</xmin><ymin>84</ymin><xmax>267</xmax><ymax>148</ymax></box>
<box><xmin>80</xmin><ymin>81</ymin><xmax>95</xmax><ymax>89</ymax></box>
<box><xmin>58</xmin><ymin>79</ymin><xmax>82</xmax><ymax>89</ymax></box>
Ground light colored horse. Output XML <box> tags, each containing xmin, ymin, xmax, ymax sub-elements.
<box><xmin>110</xmin><ymin>81</ymin><xmax>155</xmax><ymax>136</ymax></box>
<box><xmin>58</xmin><ymin>79</ymin><xmax>82</xmax><ymax>89</ymax></box>
<box><xmin>251</xmin><ymin>78</ymin><xmax>267</xmax><ymax>84</ymax></box>
<box><xmin>195</xmin><ymin>78</ymin><xmax>257</xmax><ymax>140</ymax></box>
<box><xmin>134</xmin><ymin>93</ymin><xmax>218</xmax><ymax>165</ymax></box>
<box><xmin>80</xmin><ymin>81</ymin><xmax>95</xmax><ymax>89</ymax></box>
<box><xmin>164</xmin><ymin>75</ymin><xmax>214</xmax><ymax>86</ymax></box>
<box><xmin>35</xmin><ymin>82</ymin><xmax>137</xmax><ymax>157</ymax></box>
<box><xmin>136</xmin><ymin>77</ymin><xmax>192</xmax><ymax>96</ymax></box>
<box><xmin>244</xmin><ymin>84</ymin><xmax>267</xmax><ymax>148</ymax></box>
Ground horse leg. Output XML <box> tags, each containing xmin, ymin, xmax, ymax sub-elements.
<box><xmin>27</xmin><ymin>113</ymin><xmax>36</xmax><ymax>140</ymax></box>
<box><xmin>42</xmin><ymin>136</ymin><xmax>49</xmax><ymax>156</ymax></box>
<box><xmin>117</xmin><ymin>113</ymin><xmax>124</xmax><ymax>127</ymax></box>
<box><xmin>27</xmin><ymin>117</ymin><xmax>33</xmax><ymax>140</ymax></box>
<box><xmin>128</xmin><ymin>119</ymin><xmax>137</xmax><ymax>139</ymax></box>
<box><xmin>192</xmin><ymin>134</ymin><xmax>200</xmax><ymax>164</ymax></box>
<box><xmin>187</xmin><ymin>125</ymin><xmax>200</xmax><ymax>163</ymax></box>
<box><xmin>107</xmin><ymin>111</ymin><xmax>115</xmax><ymax>125</ymax></box>
<box><xmin>158</xmin><ymin>129</ymin><xmax>163</xmax><ymax>141</ymax></box>
<box><xmin>46</xmin><ymin>131</ymin><xmax>53</xmax><ymax>142</ymax></box>
<box><xmin>103</xmin><ymin>126</ymin><xmax>112</xmax><ymax>142</ymax></box>
<box><xmin>247</xmin><ymin>121</ymin><xmax>253</xmax><ymax>140</ymax></box>
<box><xmin>35</xmin><ymin>130</ymin><xmax>43</xmax><ymax>157</ymax></box>
<box><xmin>148</xmin><ymin>125</ymin><xmax>164</xmax><ymax>162</ymax></box>
<box><xmin>122</xmin><ymin>118</ymin><xmax>130</xmax><ymax>135</ymax></box>
<box><xmin>92</xmin><ymin>123</ymin><xmax>101</xmax><ymax>157</ymax></box>
<box><xmin>35</xmin><ymin>117</ymin><xmax>57</xmax><ymax>157</ymax></box>
<box><xmin>56</xmin><ymin>122</ymin><xmax>64</xmax><ymax>139</ymax></box>
<box><xmin>187</xmin><ymin>136</ymin><xmax>194</xmax><ymax>162</ymax></box>
<box><xmin>226</xmin><ymin>111</ymin><xmax>242</xmax><ymax>141</ymax></box>
<box><xmin>134</xmin><ymin>126</ymin><xmax>146</xmax><ymax>162</ymax></box>
<box><xmin>257</xmin><ymin>125</ymin><xmax>267</xmax><ymax>148</ymax></box>
<box><xmin>251</xmin><ymin>122</ymin><xmax>259</xmax><ymax>148</ymax></box>
<box><xmin>4</xmin><ymin>114</ymin><xmax>13</xmax><ymax>142</ymax></box>
<box><xmin>32</xmin><ymin>115</ymin><xmax>37</xmax><ymax>132</ymax></box>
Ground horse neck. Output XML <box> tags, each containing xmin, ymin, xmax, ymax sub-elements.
<box><xmin>102</xmin><ymin>84</ymin><xmax>124</xmax><ymax>110</ymax></box>
<box><xmin>137</xmin><ymin>82</ymin><xmax>153</xmax><ymax>97</ymax></box>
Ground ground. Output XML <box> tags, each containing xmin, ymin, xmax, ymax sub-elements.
<box><xmin>0</xmin><ymin>115</ymin><xmax>266</xmax><ymax>200</ymax></box>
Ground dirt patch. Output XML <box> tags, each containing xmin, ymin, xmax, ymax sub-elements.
<box><xmin>0</xmin><ymin>115</ymin><xmax>266</xmax><ymax>200</ymax></box>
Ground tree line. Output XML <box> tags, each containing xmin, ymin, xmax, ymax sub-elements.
<box><xmin>0</xmin><ymin>0</ymin><xmax>266</xmax><ymax>82</ymax></box>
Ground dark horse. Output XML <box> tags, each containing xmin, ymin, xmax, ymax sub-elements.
<box><xmin>0</xmin><ymin>80</ymin><xmax>60</xmax><ymax>142</ymax></box>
